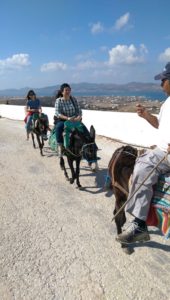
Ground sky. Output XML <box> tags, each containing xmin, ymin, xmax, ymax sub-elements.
<box><xmin>1</xmin><ymin>0</ymin><xmax>170</xmax><ymax>89</ymax></box>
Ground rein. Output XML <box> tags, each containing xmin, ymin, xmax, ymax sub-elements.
<box><xmin>111</xmin><ymin>149</ymin><xmax>137</xmax><ymax>196</ymax></box>
<box><xmin>64</xmin><ymin>142</ymin><xmax>95</xmax><ymax>159</ymax></box>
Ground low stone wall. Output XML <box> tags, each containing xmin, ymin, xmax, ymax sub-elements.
<box><xmin>0</xmin><ymin>104</ymin><xmax>158</xmax><ymax>147</ymax></box>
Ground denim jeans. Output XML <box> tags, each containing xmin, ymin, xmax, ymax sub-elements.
<box><xmin>55</xmin><ymin>120</ymin><xmax>65</xmax><ymax>144</ymax></box>
<box><xmin>25</xmin><ymin>115</ymin><xmax>33</xmax><ymax>133</ymax></box>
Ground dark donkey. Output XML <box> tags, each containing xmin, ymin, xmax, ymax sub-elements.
<box><xmin>31</xmin><ymin>113</ymin><xmax>50</xmax><ymax>156</ymax></box>
<box><xmin>108</xmin><ymin>145</ymin><xmax>138</xmax><ymax>236</ymax></box>
<box><xmin>60</xmin><ymin>125</ymin><xmax>98</xmax><ymax>188</ymax></box>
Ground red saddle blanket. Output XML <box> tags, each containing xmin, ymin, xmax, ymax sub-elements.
<box><xmin>147</xmin><ymin>173</ymin><xmax>170</xmax><ymax>239</ymax></box>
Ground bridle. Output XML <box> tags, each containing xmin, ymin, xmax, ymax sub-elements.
<box><xmin>64</xmin><ymin>142</ymin><xmax>96</xmax><ymax>160</ymax></box>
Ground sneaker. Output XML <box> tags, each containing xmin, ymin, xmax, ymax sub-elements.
<box><xmin>116</xmin><ymin>222</ymin><xmax>150</xmax><ymax>244</ymax></box>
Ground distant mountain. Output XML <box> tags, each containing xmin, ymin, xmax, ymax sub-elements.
<box><xmin>0</xmin><ymin>82</ymin><xmax>162</xmax><ymax>97</ymax></box>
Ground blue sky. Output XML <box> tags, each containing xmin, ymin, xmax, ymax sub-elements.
<box><xmin>1</xmin><ymin>0</ymin><xmax>170</xmax><ymax>89</ymax></box>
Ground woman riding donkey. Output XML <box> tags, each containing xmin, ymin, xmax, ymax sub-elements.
<box><xmin>25</xmin><ymin>89</ymin><xmax>50</xmax><ymax>141</ymax></box>
<box><xmin>54</xmin><ymin>83</ymin><xmax>94</xmax><ymax>158</ymax></box>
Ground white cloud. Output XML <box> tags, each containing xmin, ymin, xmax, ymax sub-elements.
<box><xmin>0</xmin><ymin>54</ymin><xmax>30</xmax><ymax>70</ymax></box>
<box><xmin>108</xmin><ymin>44</ymin><xmax>148</xmax><ymax>65</ymax></box>
<box><xmin>90</xmin><ymin>22</ymin><xmax>104</xmax><ymax>34</ymax></box>
<box><xmin>40</xmin><ymin>62</ymin><xmax>67</xmax><ymax>72</ymax></box>
<box><xmin>158</xmin><ymin>48</ymin><xmax>170</xmax><ymax>62</ymax></box>
<box><xmin>76</xmin><ymin>60</ymin><xmax>99</xmax><ymax>70</ymax></box>
<box><xmin>114</xmin><ymin>12</ymin><xmax>130</xmax><ymax>30</ymax></box>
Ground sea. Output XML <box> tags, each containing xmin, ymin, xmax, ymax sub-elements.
<box><xmin>74</xmin><ymin>91</ymin><xmax>165</xmax><ymax>101</ymax></box>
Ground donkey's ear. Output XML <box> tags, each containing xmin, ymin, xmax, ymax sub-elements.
<box><xmin>90</xmin><ymin>125</ymin><xmax>95</xmax><ymax>140</ymax></box>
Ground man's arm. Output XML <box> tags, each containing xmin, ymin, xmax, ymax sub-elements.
<box><xmin>136</xmin><ymin>104</ymin><xmax>159</xmax><ymax>128</ymax></box>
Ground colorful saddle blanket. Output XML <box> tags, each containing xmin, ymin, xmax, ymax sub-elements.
<box><xmin>147</xmin><ymin>173</ymin><xmax>170</xmax><ymax>239</ymax></box>
<box><xmin>104</xmin><ymin>173</ymin><xmax>170</xmax><ymax>239</ymax></box>
<box><xmin>63</xmin><ymin>120</ymin><xmax>85</xmax><ymax>148</ymax></box>
<box><xmin>48</xmin><ymin>122</ymin><xmax>85</xmax><ymax>152</ymax></box>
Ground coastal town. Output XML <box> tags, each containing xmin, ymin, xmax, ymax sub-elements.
<box><xmin>0</xmin><ymin>95</ymin><xmax>163</xmax><ymax>114</ymax></box>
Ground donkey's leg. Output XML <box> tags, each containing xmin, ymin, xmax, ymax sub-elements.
<box><xmin>114</xmin><ymin>192</ymin><xmax>127</xmax><ymax>235</ymax></box>
<box><xmin>41</xmin><ymin>136</ymin><xmax>44</xmax><ymax>148</ymax></box>
<box><xmin>114</xmin><ymin>195</ymin><xmax>133</xmax><ymax>253</ymax></box>
<box><xmin>114</xmin><ymin>208</ymin><xmax>126</xmax><ymax>235</ymax></box>
<box><xmin>36</xmin><ymin>134</ymin><xmax>43</xmax><ymax>156</ymax></box>
<box><xmin>92</xmin><ymin>161</ymin><xmax>99</xmax><ymax>172</ymax></box>
<box><xmin>75</xmin><ymin>158</ymin><xmax>82</xmax><ymax>188</ymax></box>
<box><xmin>88</xmin><ymin>161</ymin><xmax>99</xmax><ymax>172</ymax></box>
<box><xmin>67</xmin><ymin>158</ymin><xmax>76</xmax><ymax>184</ymax></box>
<box><xmin>31</xmin><ymin>133</ymin><xmax>36</xmax><ymax>148</ymax></box>
<box><xmin>60</xmin><ymin>157</ymin><xmax>69</xmax><ymax>179</ymax></box>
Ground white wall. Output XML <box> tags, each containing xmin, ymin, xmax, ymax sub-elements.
<box><xmin>0</xmin><ymin>104</ymin><xmax>158</xmax><ymax>148</ymax></box>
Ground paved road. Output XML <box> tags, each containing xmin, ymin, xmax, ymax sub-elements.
<box><xmin>0</xmin><ymin>118</ymin><xmax>170</xmax><ymax>300</ymax></box>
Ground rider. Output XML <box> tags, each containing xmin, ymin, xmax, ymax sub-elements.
<box><xmin>54</xmin><ymin>83</ymin><xmax>91</xmax><ymax>157</ymax></box>
<box><xmin>116</xmin><ymin>62</ymin><xmax>170</xmax><ymax>245</ymax></box>
<box><xmin>25</xmin><ymin>90</ymin><xmax>50</xmax><ymax>141</ymax></box>
<box><xmin>25</xmin><ymin>90</ymin><xmax>42</xmax><ymax>140</ymax></box>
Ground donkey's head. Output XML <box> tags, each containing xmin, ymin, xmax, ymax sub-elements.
<box><xmin>82</xmin><ymin>125</ymin><xmax>98</xmax><ymax>163</ymax></box>
<box><xmin>120</xmin><ymin>145</ymin><xmax>137</xmax><ymax>167</ymax></box>
<box><xmin>34</xmin><ymin>115</ymin><xmax>49</xmax><ymax>136</ymax></box>
<box><xmin>69</xmin><ymin>125</ymin><xmax>98</xmax><ymax>162</ymax></box>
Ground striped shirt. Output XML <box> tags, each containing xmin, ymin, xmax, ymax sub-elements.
<box><xmin>54</xmin><ymin>96</ymin><xmax>82</xmax><ymax>118</ymax></box>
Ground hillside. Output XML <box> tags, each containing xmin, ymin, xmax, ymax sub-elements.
<box><xmin>0</xmin><ymin>82</ymin><xmax>162</xmax><ymax>97</ymax></box>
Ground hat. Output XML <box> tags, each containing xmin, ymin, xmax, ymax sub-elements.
<box><xmin>154</xmin><ymin>62</ymin><xmax>170</xmax><ymax>80</ymax></box>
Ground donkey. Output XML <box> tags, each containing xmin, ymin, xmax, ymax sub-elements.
<box><xmin>108</xmin><ymin>145</ymin><xmax>138</xmax><ymax>235</ymax></box>
<box><xmin>60</xmin><ymin>125</ymin><xmax>98</xmax><ymax>188</ymax></box>
<box><xmin>31</xmin><ymin>113</ymin><xmax>50</xmax><ymax>156</ymax></box>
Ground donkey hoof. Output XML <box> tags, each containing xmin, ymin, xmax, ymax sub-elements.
<box><xmin>69</xmin><ymin>178</ymin><xmax>74</xmax><ymax>184</ymax></box>
<box><xmin>121</xmin><ymin>244</ymin><xmax>134</xmax><ymax>255</ymax></box>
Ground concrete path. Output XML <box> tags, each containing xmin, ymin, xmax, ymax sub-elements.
<box><xmin>0</xmin><ymin>118</ymin><xmax>170</xmax><ymax>300</ymax></box>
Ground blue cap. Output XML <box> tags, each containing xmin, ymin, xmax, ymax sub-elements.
<box><xmin>154</xmin><ymin>62</ymin><xmax>170</xmax><ymax>80</ymax></box>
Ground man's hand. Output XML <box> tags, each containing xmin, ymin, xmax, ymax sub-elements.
<box><xmin>136</xmin><ymin>103</ymin><xmax>159</xmax><ymax>128</ymax></box>
<box><xmin>136</xmin><ymin>104</ymin><xmax>147</xmax><ymax>118</ymax></box>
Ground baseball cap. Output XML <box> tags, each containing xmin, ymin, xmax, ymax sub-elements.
<box><xmin>154</xmin><ymin>62</ymin><xmax>170</xmax><ymax>80</ymax></box>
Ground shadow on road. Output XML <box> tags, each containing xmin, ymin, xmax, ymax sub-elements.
<box><xmin>78</xmin><ymin>166</ymin><xmax>114</xmax><ymax>196</ymax></box>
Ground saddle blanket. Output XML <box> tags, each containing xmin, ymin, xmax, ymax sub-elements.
<box><xmin>64</xmin><ymin>120</ymin><xmax>84</xmax><ymax>148</ymax></box>
<box><xmin>105</xmin><ymin>173</ymin><xmax>170</xmax><ymax>239</ymax></box>
<box><xmin>48</xmin><ymin>121</ymin><xmax>84</xmax><ymax>152</ymax></box>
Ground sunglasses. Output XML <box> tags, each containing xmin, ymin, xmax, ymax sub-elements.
<box><xmin>29</xmin><ymin>93</ymin><xmax>36</xmax><ymax>96</ymax></box>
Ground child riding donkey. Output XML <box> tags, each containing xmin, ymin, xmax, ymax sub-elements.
<box><xmin>25</xmin><ymin>89</ymin><xmax>50</xmax><ymax>141</ymax></box>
